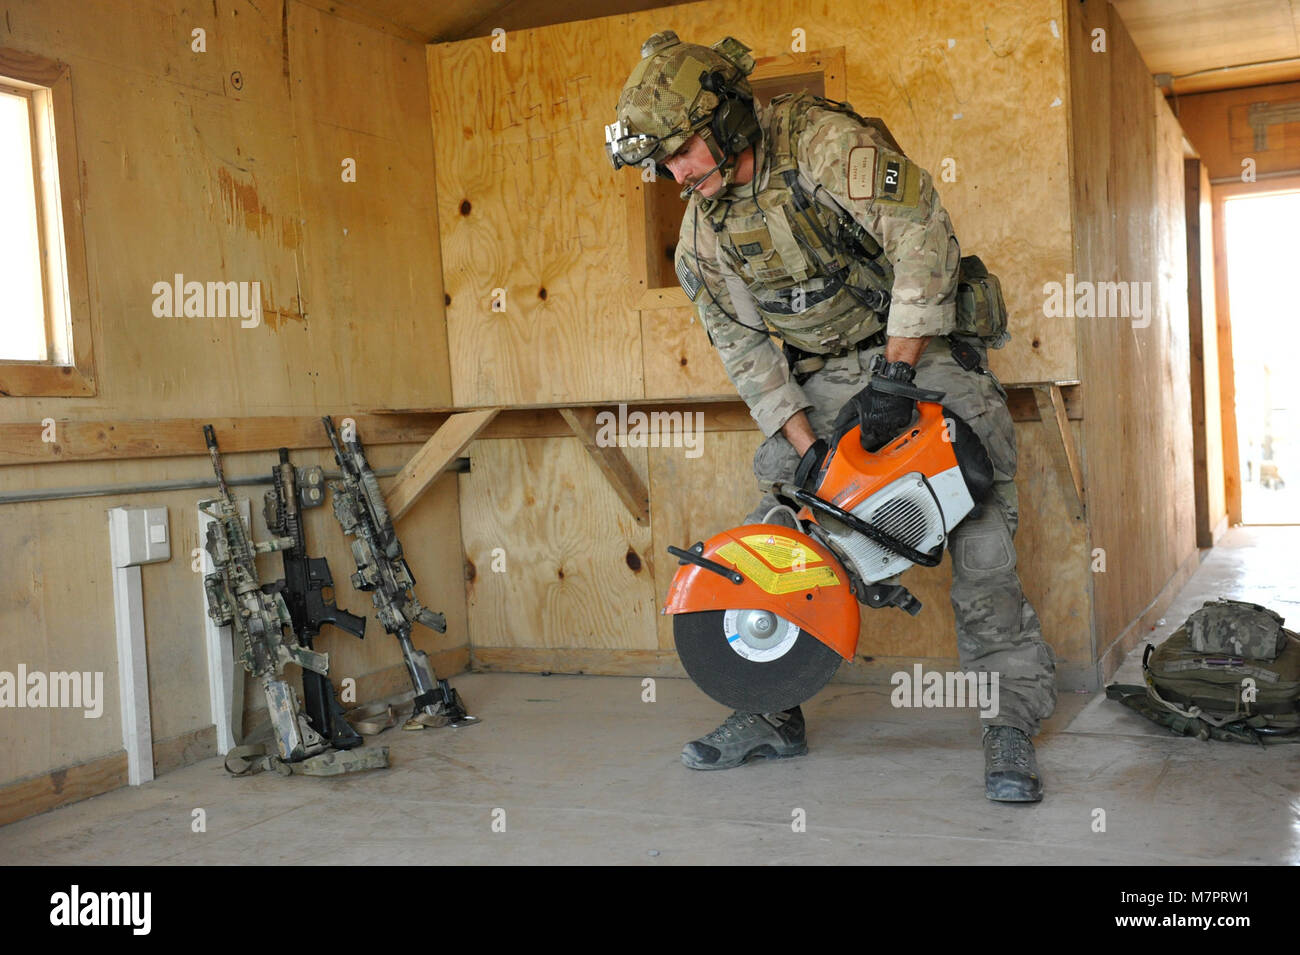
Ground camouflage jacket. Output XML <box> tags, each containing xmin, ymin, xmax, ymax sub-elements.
<box><xmin>675</xmin><ymin>94</ymin><xmax>961</xmax><ymax>436</ymax></box>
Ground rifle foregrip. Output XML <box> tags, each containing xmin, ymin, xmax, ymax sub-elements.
<box><xmin>415</xmin><ymin>608</ymin><xmax>448</xmax><ymax>633</ymax></box>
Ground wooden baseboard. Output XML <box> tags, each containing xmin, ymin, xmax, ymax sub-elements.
<box><xmin>468</xmin><ymin>646</ymin><xmax>1097</xmax><ymax>693</ymax></box>
<box><xmin>152</xmin><ymin>724</ymin><xmax>217</xmax><ymax>777</ymax></box>
<box><xmin>1210</xmin><ymin>513</ymin><xmax>1229</xmax><ymax>546</ymax></box>
<box><xmin>355</xmin><ymin>648</ymin><xmax>471</xmax><ymax>702</ymax></box>
<box><xmin>1096</xmin><ymin>546</ymin><xmax>1204</xmax><ymax>684</ymax></box>
<box><xmin>471</xmin><ymin>647</ymin><xmax>685</xmax><ymax>677</ymax></box>
<box><xmin>0</xmin><ymin>751</ymin><xmax>128</xmax><ymax>828</ymax></box>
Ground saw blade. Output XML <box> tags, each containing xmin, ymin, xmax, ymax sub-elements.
<box><xmin>673</xmin><ymin>609</ymin><xmax>842</xmax><ymax>713</ymax></box>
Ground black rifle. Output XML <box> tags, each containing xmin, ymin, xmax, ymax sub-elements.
<box><xmin>263</xmin><ymin>448</ymin><xmax>368</xmax><ymax>750</ymax></box>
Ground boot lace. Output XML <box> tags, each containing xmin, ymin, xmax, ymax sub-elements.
<box><xmin>704</xmin><ymin>712</ymin><xmax>761</xmax><ymax>742</ymax></box>
<box><xmin>987</xmin><ymin>728</ymin><xmax>1034</xmax><ymax>772</ymax></box>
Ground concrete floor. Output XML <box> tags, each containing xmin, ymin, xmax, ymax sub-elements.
<box><xmin>3</xmin><ymin>526</ymin><xmax>1298</xmax><ymax>865</ymax></box>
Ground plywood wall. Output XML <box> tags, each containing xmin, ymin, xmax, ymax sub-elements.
<box><xmin>0</xmin><ymin>0</ymin><xmax>465</xmax><ymax>792</ymax></box>
<box><xmin>429</xmin><ymin>0</ymin><xmax>1077</xmax><ymax>409</ymax></box>
<box><xmin>1068</xmin><ymin>0</ymin><xmax>1197</xmax><ymax>675</ymax></box>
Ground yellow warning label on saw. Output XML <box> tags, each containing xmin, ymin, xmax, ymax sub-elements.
<box><xmin>717</xmin><ymin>541</ymin><xmax>840</xmax><ymax>595</ymax></box>
<box><xmin>738</xmin><ymin>533</ymin><xmax>826</xmax><ymax>570</ymax></box>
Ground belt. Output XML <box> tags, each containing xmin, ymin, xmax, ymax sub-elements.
<box><xmin>788</xmin><ymin>331</ymin><xmax>987</xmax><ymax>385</ymax></box>
<box><xmin>786</xmin><ymin>329</ymin><xmax>886</xmax><ymax>384</ymax></box>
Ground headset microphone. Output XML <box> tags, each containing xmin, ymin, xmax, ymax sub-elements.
<box><xmin>679</xmin><ymin>156</ymin><xmax>728</xmax><ymax>200</ymax></box>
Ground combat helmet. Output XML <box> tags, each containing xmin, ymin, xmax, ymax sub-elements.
<box><xmin>605</xmin><ymin>31</ymin><xmax>760</xmax><ymax>188</ymax></box>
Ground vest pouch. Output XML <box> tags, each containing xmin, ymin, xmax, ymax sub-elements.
<box><xmin>752</xmin><ymin>275</ymin><xmax>883</xmax><ymax>355</ymax></box>
<box><xmin>955</xmin><ymin>255</ymin><xmax>1010</xmax><ymax>349</ymax></box>
<box><xmin>729</xmin><ymin>228</ymin><xmax>789</xmax><ymax>284</ymax></box>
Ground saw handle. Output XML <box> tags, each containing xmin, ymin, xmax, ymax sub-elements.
<box><xmin>667</xmin><ymin>544</ymin><xmax>744</xmax><ymax>585</ymax></box>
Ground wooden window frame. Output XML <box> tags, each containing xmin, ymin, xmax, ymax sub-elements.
<box><xmin>624</xmin><ymin>46</ymin><xmax>848</xmax><ymax>312</ymax></box>
<box><xmin>0</xmin><ymin>47</ymin><xmax>96</xmax><ymax>397</ymax></box>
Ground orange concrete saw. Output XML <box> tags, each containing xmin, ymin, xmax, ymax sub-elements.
<box><xmin>664</xmin><ymin>392</ymin><xmax>994</xmax><ymax>713</ymax></box>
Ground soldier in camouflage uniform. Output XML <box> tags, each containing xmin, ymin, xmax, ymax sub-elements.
<box><xmin>607</xmin><ymin>31</ymin><xmax>1057</xmax><ymax>801</ymax></box>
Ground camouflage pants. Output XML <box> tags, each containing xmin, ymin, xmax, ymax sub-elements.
<box><xmin>746</xmin><ymin>337</ymin><xmax>1058</xmax><ymax>736</ymax></box>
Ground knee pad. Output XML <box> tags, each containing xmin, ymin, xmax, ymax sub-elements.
<box><xmin>752</xmin><ymin>434</ymin><xmax>800</xmax><ymax>484</ymax></box>
<box><xmin>953</xmin><ymin>512</ymin><xmax>1016</xmax><ymax>579</ymax></box>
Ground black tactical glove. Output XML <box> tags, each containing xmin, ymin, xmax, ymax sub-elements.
<box><xmin>832</xmin><ymin>356</ymin><xmax>919</xmax><ymax>452</ymax></box>
<box><xmin>793</xmin><ymin>438</ymin><xmax>829</xmax><ymax>491</ymax></box>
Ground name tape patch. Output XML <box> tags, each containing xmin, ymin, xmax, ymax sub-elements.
<box><xmin>848</xmin><ymin>145</ymin><xmax>876</xmax><ymax>200</ymax></box>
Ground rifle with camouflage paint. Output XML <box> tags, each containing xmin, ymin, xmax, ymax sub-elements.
<box><xmin>200</xmin><ymin>425</ymin><xmax>331</xmax><ymax>763</ymax></box>
<box><xmin>322</xmin><ymin>415</ymin><xmax>477</xmax><ymax>728</ymax></box>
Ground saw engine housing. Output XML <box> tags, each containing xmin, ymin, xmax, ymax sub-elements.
<box><xmin>804</xmin><ymin>401</ymin><xmax>993</xmax><ymax>588</ymax></box>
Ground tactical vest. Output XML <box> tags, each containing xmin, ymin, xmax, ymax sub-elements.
<box><xmin>695</xmin><ymin>92</ymin><xmax>895</xmax><ymax>355</ymax></box>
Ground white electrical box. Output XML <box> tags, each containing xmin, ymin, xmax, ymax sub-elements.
<box><xmin>108</xmin><ymin>506</ymin><xmax>171</xmax><ymax>567</ymax></box>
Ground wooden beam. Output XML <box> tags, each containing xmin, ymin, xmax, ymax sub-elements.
<box><xmin>386</xmin><ymin>409</ymin><xmax>499</xmax><ymax>522</ymax></box>
<box><xmin>0</xmin><ymin>413</ymin><xmax>449</xmax><ymax>467</ymax></box>
<box><xmin>371</xmin><ymin>386</ymin><xmax>1083</xmax><ymax>422</ymax></box>
<box><xmin>558</xmin><ymin>407</ymin><xmax>651</xmax><ymax>526</ymax></box>
<box><xmin>0</xmin><ymin>388</ymin><xmax>1084</xmax><ymax>469</ymax></box>
<box><xmin>1033</xmin><ymin>384</ymin><xmax>1086</xmax><ymax>520</ymax></box>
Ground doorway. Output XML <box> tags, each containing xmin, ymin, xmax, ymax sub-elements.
<box><xmin>1223</xmin><ymin>190</ymin><xmax>1300</xmax><ymax>524</ymax></box>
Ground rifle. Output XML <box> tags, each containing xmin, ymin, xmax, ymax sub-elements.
<box><xmin>199</xmin><ymin>425</ymin><xmax>330</xmax><ymax>763</ymax></box>
<box><xmin>262</xmin><ymin>447</ymin><xmax>368</xmax><ymax>750</ymax></box>
<box><xmin>322</xmin><ymin>415</ymin><xmax>477</xmax><ymax>728</ymax></box>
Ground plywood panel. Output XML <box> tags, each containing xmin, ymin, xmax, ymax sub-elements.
<box><xmin>458</xmin><ymin>437</ymin><xmax>657</xmax><ymax>650</ymax></box>
<box><xmin>430</xmin><ymin>0</ymin><xmax>1076</xmax><ymax>408</ymax></box>
<box><xmin>0</xmin><ymin>752</ymin><xmax>128</xmax><ymax>828</ymax></box>
<box><xmin>429</xmin><ymin>17</ymin><xmax>645</xmax><ymax>407</ymax></box>
<box><xmin>288</xmin><ymin>2</ymin><xmax>454</xmax><ymax>411</ymax></box>
<box><xmin>1174</xmin><ymin>81</ymin><xmax>1300</xmax><ymax>182</ymax></box>
<box><xmin>647</xmin><ymin>430</ymin><xmax>767</xmax><ymax>651</ymax></box>
<box><xmin>1070</xmin><ymin>1</ymin><xmax>1197</xmax><ymax>661</ymax></box>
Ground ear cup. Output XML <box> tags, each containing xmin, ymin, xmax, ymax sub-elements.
<box><xmin>713</xmin><ymin>95</ymin><xmax>760</xmax><ymax>156</ymax></box>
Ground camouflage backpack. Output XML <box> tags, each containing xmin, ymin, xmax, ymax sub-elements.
<box><xmin>1107</xmin><ymin>599</ymin><xmax>1300</xmax><ymax>744</ymax></box>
